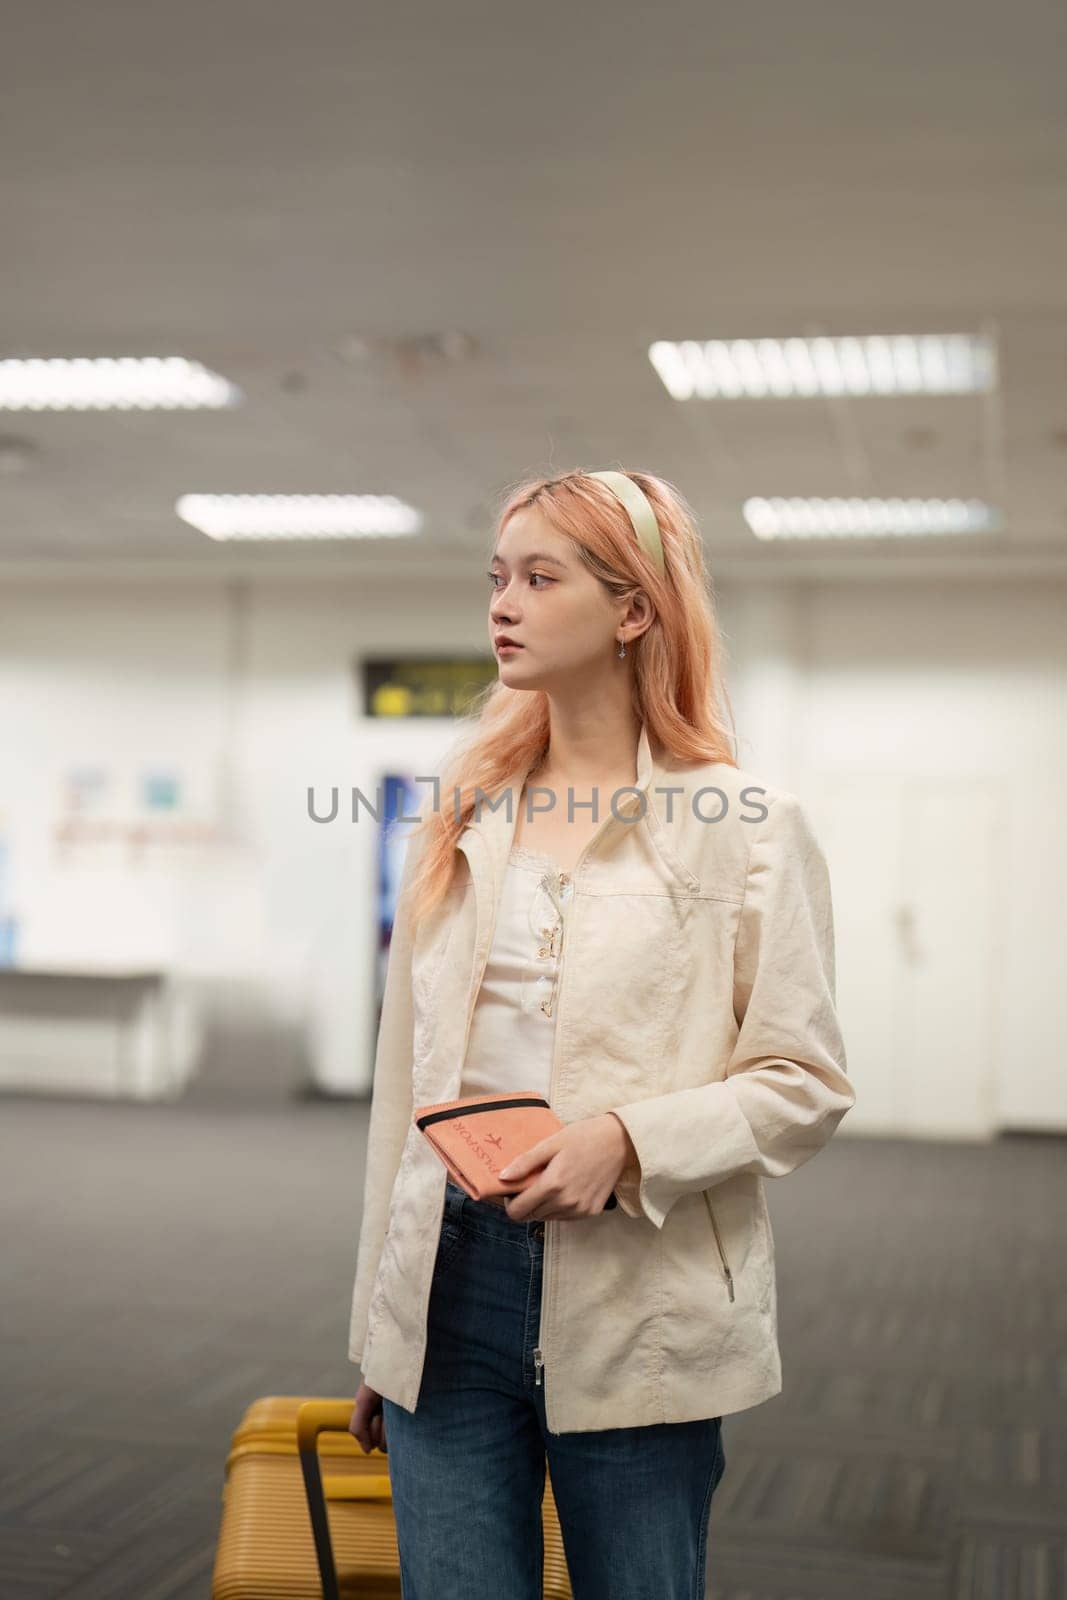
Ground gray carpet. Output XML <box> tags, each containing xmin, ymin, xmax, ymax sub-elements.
<box><xmin>0</xmin><ymin>1094</ymin><xmax>1063</xmax><ymax>1599</ymax></box>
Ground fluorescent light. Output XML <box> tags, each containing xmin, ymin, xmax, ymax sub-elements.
<box><xmin>0</xmin><ymin>357</ymin><xmax>242</xmax><ymax>411</ymax></box>
<box><xmin>176</xmin><ymin>494</ymin><xmax>423</xmax><ymax>541</ymax></box>
<box><xmin>649</xmin><ymin>334</ymin><xmax>996</xmax><ymax>399</ymax></box>
<box><xmin>742</xmin><ymin>497</ymin><xmax>1000</xmax><ymax>540</ymax></box>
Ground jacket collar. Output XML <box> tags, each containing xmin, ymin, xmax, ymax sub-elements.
<box><xmin>457</xmin><ymin>719</ymin><xmax>661</xmax><ymax>909</ymax></box>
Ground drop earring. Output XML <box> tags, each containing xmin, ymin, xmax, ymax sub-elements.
<box><xmin>617</xmin><ymin>638</ymin><xmax>626</xmax><ymax>658</ymax></box>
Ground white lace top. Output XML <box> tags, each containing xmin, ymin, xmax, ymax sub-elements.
<box><xmin>459</xmin><ymin>843</ymin><xmax>575</xmax><ymax>1102</ymax></box>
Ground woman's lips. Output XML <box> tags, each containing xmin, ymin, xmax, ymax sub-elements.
<box><xmin>496</xmin><ymin>641</ymin><xmax>523</xmax><ymax>652</ymax></box>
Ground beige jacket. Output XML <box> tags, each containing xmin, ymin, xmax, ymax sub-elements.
<box><xmin>348</xmin><ymin>723</ymin><xmax>855</xmax><ymax>1434</ymax></box>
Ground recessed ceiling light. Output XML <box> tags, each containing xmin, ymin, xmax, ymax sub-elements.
<box><xmin>649</xmin><ymin>334</ymin><xmax>996</xmax><ymax>399</ymax></box>
<box><xmin>0</xmin><ymin>357</ymin><xmax>242</xmax><ymax>410</ymax></box>
<box><xmin>176</xmin><ymin>493</ymin><xmax>423</xmax><ymax>541</ymax></box>
<box><xmin>742</xmin><ymin>497</ymin><xmax>1000</xmax><ymax>540</ymax></box>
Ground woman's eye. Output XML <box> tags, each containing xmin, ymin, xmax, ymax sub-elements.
<box><xmin>485</xmin><ymin>571</ymin><xmax>553</xmax><ymax>588</ymax></box>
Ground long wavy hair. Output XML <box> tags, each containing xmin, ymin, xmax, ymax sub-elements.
<box><xmin>404</xmin><ymin>467</ymin><xmax>738</xmax><ymax>930</ymax></box>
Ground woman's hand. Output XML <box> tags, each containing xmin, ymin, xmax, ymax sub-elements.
<box><xmin>348</xmin><ymin>1382</ymin><xmax>388</xmax><ymax>1454</ymax></box>
<box><xmin>498</xmin><ymin>1113</ymin><xmax>638</xmax><ymax>1222</ymax></box>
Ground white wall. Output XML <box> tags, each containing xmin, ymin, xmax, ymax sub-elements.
<box><xmin>727</xmin><ymin>581</ymin><xmax>1067</xmax><ymax>1136</ymax></box>
<box><xmin>0</xmin><ymin>576</ymin><xmax>464</xmax><ymax>1095</ymax></box>
<box><xmin>0</xmin><ymin>574</ymin><xmax>1063</xmax><ymax>1134</ymax></box>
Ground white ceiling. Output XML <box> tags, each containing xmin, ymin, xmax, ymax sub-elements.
<box><xmin>1</xmin><ymin>0</ymin><xmax>1065</xmax><ymax>582</ymax></box>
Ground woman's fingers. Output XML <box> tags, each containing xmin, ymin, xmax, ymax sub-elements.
<box><xmin>348</xmin><ymin>1384</ymin><xmax>387</xmax><ymax>1455</ymax></box>
<box><xmin>349</xmin><ymin>1403</ymin><xmax>370</xmax><ymax>1452</ymax></box>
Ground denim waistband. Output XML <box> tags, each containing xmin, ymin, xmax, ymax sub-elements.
<box><xmin>444</xmin><ymin>1176</ymin><xmax>545</xmax><ymax>1239</ymax></box>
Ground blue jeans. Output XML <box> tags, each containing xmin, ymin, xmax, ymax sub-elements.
<box><xmin>381</xmin><ymin>1178</ymin><xmax>727</xmax><ymax>1600</ymax></box>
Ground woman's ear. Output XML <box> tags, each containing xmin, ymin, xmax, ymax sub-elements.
<box><xmin>621</xmin><ymin>589</ymin><xmax>655</xmax><ymax>642</ymax></box>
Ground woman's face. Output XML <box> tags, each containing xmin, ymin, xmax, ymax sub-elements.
<box><xmin>488</xmin><ymin>506</ymin><xmax>624</xmax><ymax>690</ymax></box>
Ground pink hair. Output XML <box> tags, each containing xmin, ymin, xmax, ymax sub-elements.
<box><xmin>404</xmin><ymin>467</ymin><xmax>738</xmax><ymax>929</ymax></box>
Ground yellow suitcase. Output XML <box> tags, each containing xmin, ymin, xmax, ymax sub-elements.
<box><xmin>211</xmin><ymin>1396</ymin><xmax>574</xmax><ymax>1599</ymax></box>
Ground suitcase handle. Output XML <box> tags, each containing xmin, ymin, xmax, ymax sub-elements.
<box><xmin>296</xmin><ymin>1400</ymin><xmax>387</xmax><ymax>1600</ymax></box>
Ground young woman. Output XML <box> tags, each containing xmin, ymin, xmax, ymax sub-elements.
<box><xmin>348</xmin><ymin>468</ymin><xmax>856</xmax><ymax>1600</ymax></box>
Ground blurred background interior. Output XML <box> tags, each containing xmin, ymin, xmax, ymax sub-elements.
<box><xmin>1</xmin><ymin>2</ymin><xmax>1064</xmax><ymax>1597</ymax></box>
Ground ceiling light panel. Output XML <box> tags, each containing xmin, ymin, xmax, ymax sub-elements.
<box><xmin>649</xmin><ymin>334</ymin><xmax>997</xmax><ymax>399</ymax></box>
<box><xmin>176</xmin><ymin>494</ymin><xmax>423</xmax><ymax>541</ymax></box>
<box><xmin>0</xmin><ymin>358</ymin><xmax>242</xmax><ymax>410</ymax></box>
<box><xmin>743</xmin><ymin>497</ymin><xmax>1000</xmax><ymax>540</ymax></box>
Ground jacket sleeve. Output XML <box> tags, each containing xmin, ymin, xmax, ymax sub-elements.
<box><xmin>347</xmin><ymin>824</ymin><xmax>428</xmax><ymax>1365</ymax></box>
<box><xmin>609</xmin><ymin>791</ymin><xmax>855</xmax><ymax>1229</ymax></box>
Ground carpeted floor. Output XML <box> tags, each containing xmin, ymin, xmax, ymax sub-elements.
<box><xmin>0</xmin><ymin>1094</ymin><xmax>1063</xmax><ymax>1599</ymax></box>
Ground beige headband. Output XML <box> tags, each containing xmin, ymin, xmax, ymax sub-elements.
<box><xmin>588</xmin><ymin>470</ymin><xmax>666</xmax><ymax>579</ymax></box>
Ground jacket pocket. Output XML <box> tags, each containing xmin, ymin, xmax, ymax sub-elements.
<box><xmin>702</xmin><ymin>1189</ymin><xmax>736</xmax><ymax>1303</ymax></box>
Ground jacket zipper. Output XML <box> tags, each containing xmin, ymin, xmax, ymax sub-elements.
<box><xmin>533</xmin><ymin>806</ymin><xmax>630</xmax><ymax>1401</ymax></box>
<box><xmin>455</xmin><ymin>817</ymin><xmax>570</xmax><ymax>1396</ymax></box>
<box><xmin>532</xmin><ymin>861</ymin><xmax>571</xmax><ymax>1390</ymax></box>
<box><xmin>702</xmin><ymin>1189</ymin><xmax>735</xmax><ymax>1302</ymax></box>
<box><xmin>434</xmin><ymin>846</ymin><xmax>508</xmax><ymax>1257</ymax></box>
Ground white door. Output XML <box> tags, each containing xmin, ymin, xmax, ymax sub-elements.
<box><xmin>805</xmin><ymin>773</ymin><xmax>1004</xmax><ymax>1139</ymax></box>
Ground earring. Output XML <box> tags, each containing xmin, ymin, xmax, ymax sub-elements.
<box><xmin>617</xmin><ymin>638</ymin><xmax>626</xmax><ymax>658</ymax></box>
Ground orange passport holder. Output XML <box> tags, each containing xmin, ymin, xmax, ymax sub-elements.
<box><xmin>413</xmin><ymin>1091</ymin><xmax>618</xmax><ymax>1209</ymax></box>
